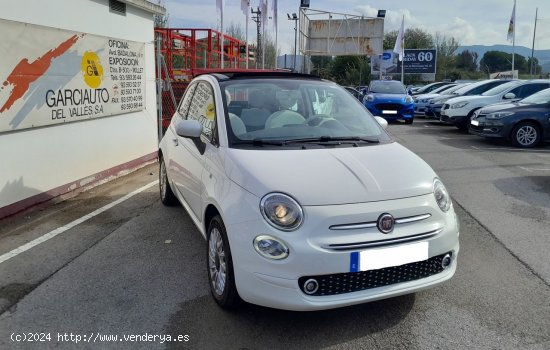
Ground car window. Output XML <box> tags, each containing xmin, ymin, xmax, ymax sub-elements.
<box><xmin>186</xmin><ymin>81</ymin><xmax>217</xmax><ymax>144</ymax></box>
<box><xmin>521</xmin><ymin>88</ymin><xmax>550</xmax><ymax>104</ymax></box>
<box><xmin>481</xmin><ymin>81</ymin><xmax>520</xmax><ymax>96</ymax></box>
<box><xmin>177</xmin><ymin>83</ymin><xmax>197</xmax><ymax>119</ymax></box>
<box><xmin>513</xmin><ymin>83</ymin><xmax>550</xmax><ymax>99</ymax></box>
<box><xmin>369</xmin><ymin>82</ymin><xmax>406</xmax><ymax>94</ymax></box>
<box><xmin>220</xmin><ymin>78</ymin><xmax>391</xmax><ymax>147</ymax></box>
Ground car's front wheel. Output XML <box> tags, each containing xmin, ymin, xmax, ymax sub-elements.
<box><xmin>159</xmin><ymin>157</ymin><xmax>179</xmax><ymax>206</ymax></box>
<box><xmin>511</xmin><ymin>121</ymin><xmax>541</xmax><ymax>148</ymax></box>
<box><xmin>207</xmin><ymin>215</ymin><xmax>240</xmax><ymax>309</ymax></box>
<box><xmin>404</xmin><ymin>117</ymin><xmax>414</xmax><ymax>125</ymax></box>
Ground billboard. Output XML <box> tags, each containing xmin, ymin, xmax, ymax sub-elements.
<box><xmin>299</xmin><ymin>9</ymin><xmax>384</xmax><ymax>57</ymax></box>
<box><xmin>0</xmin><ymin>19</ymin><xmax>146</xmax><ymax>133</ymax></box>
<box><xmin>371</xmin><ymin>49</ymin><xmax>437</xmax><ymax>75</ymax></box>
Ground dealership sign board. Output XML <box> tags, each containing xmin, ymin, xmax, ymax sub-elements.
<box><xmin>371</xmin><ymin>49</ymin><xmax>437</xmax><ymax>75</ymax></box>
<box><xmin>0</xmin><ymin>19</ymin><xmax>145</xmax><ymax>133</ymax></box>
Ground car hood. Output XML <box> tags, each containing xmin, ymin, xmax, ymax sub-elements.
<box><xmin>415</xmin><ymin>93</ymin><xmax>440</xmax><ymax>101</ymax></box>
<box><xmin>370</xmin><ymin>93</ymin><xmax>409</xmax><ymax>102</ymax></box>
<box><xmin>479</xmin><ymin>101</ymin><xmax>527</xmax><ymax>114</ymax></box>
<box><xmin>446</xmin><ymin>95</ymin><xmax>495</xmax><ymax>106</ymax></box>
<box><xmin>224</xmin><ymin>143</ymin><xmax>436</xmax><ymax>206</ymax></box>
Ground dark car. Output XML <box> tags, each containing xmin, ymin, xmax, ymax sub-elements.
<box><xmin>469</xmin><ymin>88</ymin><xmax>550</xmax><ymax>148</ymax></box>
<box><xmin>344</xmin><ymin>86</ymin><xmax>364</xmax><ymax>101</ymax></box>
<box><xmin>363</xmin><ymin>80</ymin><xmax>415</xmax><ymax>124</ymax></box>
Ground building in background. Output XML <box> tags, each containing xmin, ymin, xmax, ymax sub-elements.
<box><xmin>0</xmin><ymin>0</ymin><xmax>165</xmax><ymax>218</ymax></box>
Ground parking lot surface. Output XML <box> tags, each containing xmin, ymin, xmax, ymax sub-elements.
<box><xmin>0</xmin><ymin>119</ymin><xmax>549</xmax><ymax>349</ymax></box>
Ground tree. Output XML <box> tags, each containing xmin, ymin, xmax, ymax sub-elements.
<box><xmin>226</xmin><ymin>22</ymin><xmax>245</xmax><ymax>41</ymax></box>
<box><xmin>310</xmin><ymin>56</ymin><xmax>333</xmax><ymax>78</ymax></box>
<box><xmin>455</xmin><ymin>50</ymin><xmax>478</xmax><ymax>71</ymax></box>
<box><xmin>434</xmin><ymin>33</ymin><xmax>460</xmax><ymax>80</ymax></box>
<box><xmin>383</xmin><ymin>27</ymin><xmax>434</xmax><ymax>50</ymax></box>
<box><xmin>479</xmin><ymin>51</ymin><xmax>528</xmax><ymax>74</ymax></box>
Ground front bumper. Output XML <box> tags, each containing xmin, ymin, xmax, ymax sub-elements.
<box><xmin>365</xmin><ymin>102</ymin><xmax>415</xmax><ymax>121</ymax></box>
<box><xmin>226</xmin><ymin>194</ymin><xmax>460</xmax><ymax>311</ymax></box>
<box><xmin>469</xmin><ymin>117</ymin><xmax>512</xmax><ymax>139</ymax></box>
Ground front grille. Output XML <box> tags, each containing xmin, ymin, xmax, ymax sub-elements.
<box><xmin>298</xmin><ymin>252</ymin><xmax>451</xmax><ymax>296</ymax></box>
<box><xmin>375</xmin><ymin>103</ymin><xmax>403</xmax><ymax>111</ymax></box>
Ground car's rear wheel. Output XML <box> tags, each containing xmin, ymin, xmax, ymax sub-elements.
<box><xmin>511</xmin><ymin>121</ymin><xmax>541</xmax><ymax>148</ymax></box>
<box><xmin>207</xmin><ymin>215</ymin><xmax>241</xmax><ymax>309</ymax></box>
<box><xmin>159</xmin><ymin>157</ymin><xmax>179</xmax><ymax>206</ymax></box>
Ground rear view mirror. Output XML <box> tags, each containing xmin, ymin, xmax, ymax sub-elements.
<box><xmin>175</xmin><ymin>119</ymin><xmax>202</xmax><ymax>138</ymax></box>
<box><xmin>503</xmin><ymin>92</ymin><xmax>516</xmax><ymax>100</ymax></box>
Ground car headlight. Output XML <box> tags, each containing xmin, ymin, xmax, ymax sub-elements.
<box><xmin>366</xmin><ymin>94</ymin><xmax>374</xmax><ymax>102</ymax></box>
<box><xmin>451</xmin><ymin>101</ymin><xmax>469</xmax><ymax>109</ymax></box>
<box><xmin>486</xmin><ymin>111</ymin><xmax>514</xmax><ymax>120</ymax></box>
<box><xmin>433</xmin><ymin>178</ymin><xmax>451</xmax><ymax>212</ymax></box>
<box><xmin>405</xmin><ymin>96</ymin><xmax>414</xmax><ymax>103</ymax></box>
<box><xmin>260</xmin><ymin>193</ymin><xmax>303</xmax><ymax>231</ymax></box>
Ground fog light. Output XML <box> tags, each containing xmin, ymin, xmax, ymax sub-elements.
<box><xmin>303</xmin><ymin>279</ymin><xmax>319</xmax><ymax>295</ymax></box>
<box><xmin>253</xmin><ymin>235</ymin><xmax>289</xmax><ymax>260</ymax></box>
<box><xmin>441</xmin><ymin>253</ymin><xmax>452</xmax><ymax>268</ymax></box>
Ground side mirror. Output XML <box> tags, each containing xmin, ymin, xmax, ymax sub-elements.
<box><xmin>375</xmin><ymin>116</ymin><xmax>388</xmax><ymax>130</ymax></box>
<box><xmin>175</xmin><ymin>119</ymin><xmax>202</xmax><ymax>138</ymax></box>
<box><xmin>503</xmin><ymin>92</ymin><xmax>516</xmax><ymax>100</ymax></box>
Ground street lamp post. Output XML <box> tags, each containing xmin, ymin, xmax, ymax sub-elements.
<box><xmin>287</xmin><ymin>13</ymin><xmax>298</xmax><ymax>71</ymax></box>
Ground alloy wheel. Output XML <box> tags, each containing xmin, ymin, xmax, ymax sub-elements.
<box><xmin>208</xmin><ymin>227</ymin><xmax>226</xmax><ymax>296</ymax></box>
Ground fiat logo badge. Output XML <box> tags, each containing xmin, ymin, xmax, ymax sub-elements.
<box><xmin>377</xmin><ymin>213</ymin><xmax>395</xmax><ymax>234</ymax></box>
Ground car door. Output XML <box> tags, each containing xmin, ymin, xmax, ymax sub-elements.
<box><xmin>170</xmin><ymin>81</ymin><xmax>215</xmax><ymax>221</ymax></box>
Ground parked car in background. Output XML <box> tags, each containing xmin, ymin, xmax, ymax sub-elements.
<box><xmin>421</xmin><ymin>83</ymin><xmax>471</xmax><ymax>118</ymax></box>
<box><xmin>427</xmin><ymin>79</ymin><xmax>513</xmax><ymax>121</ymax></box>
<box><xmin>441</xmin><ymin>80</ymin><xmax>550</xmax><ymax>130</ymax></box>
<box><xmin>364</xmin><ymin>80</ymin><xmax>415</xmax><ymax>124</ymax></box>
<box><xmin>411</xmin><ymin>81</ymin><xmax>453</xmax><ymax>96</ymax></box>
<box><xmin>414</xmin><ymin>83</ymin><xmax>458</xmax><ymax>116</ymax></box>
<box><xmin>469</xmin><ymin>87</ymin><xmax>550</xmax><ymax>148</ymax></box>
<box><xmin>158</xmin><ymin>71</ymin><xmax>459</xmax><ymax>311</ymax></box>
<box><xmin>344</xmin><ymin>86</ymin><xmax>365</xmax><ymax>101</ymax></box>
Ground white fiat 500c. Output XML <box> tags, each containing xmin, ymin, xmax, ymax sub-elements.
<box><xmin>158</xmin><ymin>72</ymin><xmax>459</xmax><ymax>311</ymax></box>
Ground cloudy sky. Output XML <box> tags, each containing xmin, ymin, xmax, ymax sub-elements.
<box><xmin>163</xmin><ymin>0</ymin><xmax>549</xmax><ymax>54</ymax></box>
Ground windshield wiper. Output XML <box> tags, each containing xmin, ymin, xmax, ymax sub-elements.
<box><xmin>231</xmin><ymin>138</ymin><xmax>285</xmax><ymax>146</ymax></box>
<box><xmin>282</xmin><ymin>136</ymin><xmax>380</xmax><ymax>145</ymax></box>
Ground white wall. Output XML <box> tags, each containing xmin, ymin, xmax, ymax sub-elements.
<box><xmin>0</xmin><ymin>0</ymin><xmax>159</xmax><ymax>214</ymax></box>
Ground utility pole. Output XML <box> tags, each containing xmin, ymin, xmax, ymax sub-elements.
<box><xmin>530</xmin><ymin>8</ymin><xmax>538</xmax><ymax>77</ymax></box>
<box><xmin>251</xmin><ymin>7</ymin><xmax>262</xmax><ymax>69</ymax></box>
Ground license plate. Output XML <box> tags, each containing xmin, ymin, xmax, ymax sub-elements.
<box><xmin>471</xmin><ymin>120</ymin><xmax>479</xmax><ymax>126</ymax></box>
<box><xmin>350</xmin><ymin>242</ymin><xmax>429</xmax><ymax>272</ymax></box>
<box><xmin>382</xmin><ymin>110</ymin><xmax>397</xmax><ymax>114</ymax></box>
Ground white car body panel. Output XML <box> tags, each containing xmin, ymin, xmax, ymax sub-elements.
<box><xmin>159</xmin><ymin>74</ymin><xmax>460</xmax><ymax>311</ymax></box>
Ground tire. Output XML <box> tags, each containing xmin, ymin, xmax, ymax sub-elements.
<box><xmin>458</xmin><ymin>110</ymin><xmax>477</xmax><ymax>131</ymax></box>
<box><xmin>404</xmin><ymin>117</ymin><xmax>414</xmax><ymax>125</ymax></box>
<box><xmin>159</xmin><ymin>157</ymin><xmax>179</xmax><ymax>206</ymax></box>
<box><xmin>511</xmin><ymin>121</ymin><xmax>541</xmax><ymax>148</ymax></box>
<box><xmin>207</xmin><ymin>215</ymin><xmax>241</xmax><ymax>309</ymax></box>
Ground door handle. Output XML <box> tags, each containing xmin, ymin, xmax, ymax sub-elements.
<box><xmin>172</xmin><ymin>138</ymin><xmax>178</xmax><ymax>146</ymax></box>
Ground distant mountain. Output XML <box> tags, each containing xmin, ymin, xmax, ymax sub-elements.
<box><xmin>458</xmin><ymin>45</ymin><xmax>550</xmax><ymax>73</ymax></box>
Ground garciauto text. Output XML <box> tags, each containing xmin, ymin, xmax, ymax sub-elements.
<box><xmin>10</xmin><ymin>332</ymin><xmax>190</xmax><ymax>344</ymax></box>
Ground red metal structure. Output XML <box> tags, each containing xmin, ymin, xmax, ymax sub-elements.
<box><xmin>155</xmin><ymin>28</ymin><xmax>257</xmax><ymax>130</ymax></box>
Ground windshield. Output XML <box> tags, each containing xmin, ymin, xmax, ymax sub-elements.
<box><xmin>220</xmin><ymin>78</ymin><xmax>391</xmax><ymax>147</ymax></box>
<box><xmin>521</xmin><ymin>88</ymin><xmax>550</xmax><ymax>104</ymax></box>
<box><xmin>431</xmin><ymin>84</ymin><xmax>456</xmax><ymax>94</ymax></box>
<box><xmin>369</xmin><ymin>81</ymin><xmax>406</xmax><ymax>94</ymax></box>
<box><xmin>481</xmin><ymin>81</ymin><xmax>521</xmax><ymax>96</ymax></box>
<box><xmin>442</xmin><ymin>84</ymin><xmax>469</xmax><ymax>95</ymax></box>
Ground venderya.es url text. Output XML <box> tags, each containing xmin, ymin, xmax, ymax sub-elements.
<box><xmin>10</xmin><ymin>332</ymin><xmax>190</xmax><ymax>344</ymax></box>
